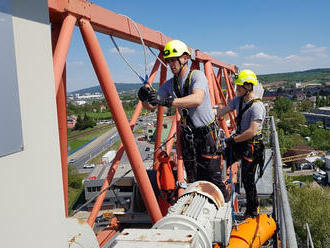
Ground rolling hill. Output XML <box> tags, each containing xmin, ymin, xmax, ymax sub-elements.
<box><xmin>69</xmin><ymin>68</ymin><xmax>330</xmax><ymax>95</ymax></box>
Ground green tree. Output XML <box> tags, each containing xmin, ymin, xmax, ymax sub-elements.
<box><xmin>68</xmin><ymin>165</ymin><xmax>82</xmax><ymax>189</ymax></box>
<box><xmin>289</xmin><ymin>185</ymin><xmax>330</xmax><ymax>248</ymax></box>
<box><xmin>297</xmin><ymin>99</ymin><xmax>313</xmax><ymax>112</ymax></box>
<box><xmin>300</xmin><ymin>126</ymin><xmax>311</xmax><ymax>137</ymax></box>
<box><xmin>273</xmin><ymin>97</ymin><xmax>294</xmax><ymax>118</ymax></box>
<box><xmin>73</xmin><ymin>115</ymin><xmax>83</xmax><ymax>130</ymax></box>
<box><xmin>277</xmin><ymin>111</ymin><xmax>306</xmax><ymax>134</ymax></box>
<box><xmin>314</xmin><ymin>159</ymin><xmax>326</xmax><ymax>171</ymax></box>
<box><xmin>278</xmin><ymin>129</ymin><xmax>305</xmax><ymax>155</ymax></box>
<box><xmin>310</xmin><ymin>128</ymin><xmax>330</xmax><ymax>150</ymax></box>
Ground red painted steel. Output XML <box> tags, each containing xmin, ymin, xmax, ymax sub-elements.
<box><xmin>204</xmin><ymin>60</ymin><xmax>216</xmax><ymax>106</ymax></box>
<box><xmin>48</xmin><ymin>0</ymin><xmax>235</xmax><ymax>71</ymax></box>
<box><xmin>79</xmin><ymin>18</ymin><xmax>162</xmax><ymax>224</ymax></box>
<box><xmin>153</xmin><ymin>63</ymin><xmax>167</xmax><ymax>170</ymax></box>
<box><xmin>223</xmin><ymin>68</ymin><xmax>235</xmax><ymax>102</ymax></box>
<box><xmin>165</xmin><ymin>117</ymin><xmax>177</xmax><ymax>156</ymax></box>
<box><xmin>52</xmin><ymin>14</ymin><xmax>76</xmax><ymax>95</ymax></box>
<box><xmin>87</xmin><ymin>53</ymin><xmax>162</xmax><ymax>226</ymax></box>
<box><xmin>214</xmin><ymin>70</ymin><xmax>236</xmax><ymax>131</ymax></box>
<box><xmin>97</xmin><ymin>217</ymin><xmax>119</xmax><ymax>248</ymax></box>
<box><xmin>175</xmin><ymin>111</ymin><xmax>185</xmax><ymax>197</ymax></box>
<box><xmin>52</xmin><ymin>23</ymin><xmax>69</xmax><ymax>217</ymax></box>
<box><xmin>212</xmin><ymin>68</ymin><xmax>230</xmax><ymax>137</ymax></box>
<box><xmin>48</xmin><ymin>0</ymin><xmax>238</xmax><ymax>231</ymax></box>
<box><xmin>87</xmin><ymin>55</ymin><xmax>161</xmax><ymax>226</ymax></box>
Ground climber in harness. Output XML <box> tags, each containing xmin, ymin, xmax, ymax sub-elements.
<box><xmin>216</xmin><ymin>69</ymin><xmax>266</xmax><ymax>218</ymax></box>
<box><xmin>137</xmin><ymin>39</ymin><xmax>229</xmax><ymax>202</ymax></box>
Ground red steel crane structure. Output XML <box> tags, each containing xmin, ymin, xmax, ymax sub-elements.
<box><xmin>48</xmin><ymin>0</ymin><xmax>239</xmax><ymax>245</ymax></box>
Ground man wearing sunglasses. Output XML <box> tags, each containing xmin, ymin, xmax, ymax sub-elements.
<box><xmin>216</xmin><ymin>69</ymin><xmax>266</xmax><ymax>218</ymax></box>
<box><xmin>138</xmin><ymin>40</ymin><xmax>229</xmax><ymax>202</ymax></box>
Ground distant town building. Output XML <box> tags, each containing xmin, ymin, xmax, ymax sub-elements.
<box><xmin>84</xmin><ymin>164</ymin><xmax>133</xmax><ymax>210</ymax></box>
<box><xmin>302</xmin><ymin>107</ymin><xmax>330</xmax><ymax>128</ymax></box>
<box><xmin>75</xmin><ymin>100</ymin><xmax>86</xmax><ymax>105</ymax></box>
<box><xmin>296</xmin><ymin>93</ymin><xmax>306</xmax><ymax>101</ymax></box>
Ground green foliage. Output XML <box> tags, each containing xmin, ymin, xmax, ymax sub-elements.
<box><xmin>278</xmin><ymin>129</ymin><xmax>305</xmax><ymax>155</ymax></box>
<box><xmin>259</xmin><ymin>68</ymin><xmax>330</xmax><ymax>86</ymax></box>
<box><xmin>273</xmin><ymin>97</ymin><xmax>294</xmax><ymax>118</ymax></box>
<box><xmin>68</xmin><ymin>165</ymin><xmax>83</xmax><ymax>189</ymax></box>
<box><xmin>316</xmin><ymin>95</ymin><xmax>330</xmax><ymax>107</ymax></box>
<box><xmin>68</xmin><ymin>166</ymin><xmax>88</xmax><ymax>214</ymax></box>
<box><xmin>300</xmin><ymin>126</ymin><xmax>311</xmax><ymax>137</ymax></box>
<box><xmin>277</xmin><ymin>111</ymin><xmax>306</xmax><ymax>134</ymax></box>
<box><xmin>297</xmin><ymin>99</ymin><xmax>313</xmax><ymax>112</ymax></box>
<box><xmin>73</xmin><ymin>113</ymin><xmax>96</xmax><ymax>131</ymax></box>
<box><xmin>310</xmin><ymin>128</ymin><xmax>330</xmax><ymax>150</ymax></box>
<box><xmin>314</xmin><ymin>159</ymin><xmax>326</xmax><ymax>170</ymax></box>
<box><xmin>288</xmin><ymin>185</ymin><xmax>330</xmax><ymax>248</ymax></box>
<box><xmin>286</xmin><ymin>175</ymin><xmax>313</xmax><ymax>184</ymax></box>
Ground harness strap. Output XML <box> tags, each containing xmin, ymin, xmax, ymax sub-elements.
<box><xmin>174</xmin><ymin>70</ymin><xmax>195</xmax><ymax>128</ymax></box>
<box><xmin>236</xmin><ymin>97</ymin><xmax>262</xmax><ymax>134</ymax></box>
<box><xmin>173</xmin><ymin>70</ymin><xmax>195</xmax><ymax>98</ymax></box>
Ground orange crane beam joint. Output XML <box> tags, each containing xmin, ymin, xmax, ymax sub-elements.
<box><xmin>48</xmin><ymin>0</ymin><xmax>235</xmax><ymax>70</ymax></box>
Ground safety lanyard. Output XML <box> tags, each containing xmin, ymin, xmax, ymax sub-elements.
<box><xmin>236</xmin><ymin>97</ymin><xmax>261</xmax><ymax>133</ymax></box>
<box><xmin>174</xmin><ymin>70</ymin><xmax>195</xmax><ymax>127</ymax></box>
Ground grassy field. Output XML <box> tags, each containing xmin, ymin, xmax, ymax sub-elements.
<box><xmin>68</xmin><ymin>124</ymin><xmax>114</xmax><ymax>152</ymax></box>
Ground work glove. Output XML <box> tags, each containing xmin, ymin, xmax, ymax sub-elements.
<box><xmin>138</xmin><ymin>86</ymin><xmax>153</xmax><ymax>102</ymax></box>
<box><xmin>224</xmin><ymin>136</ymin><xmax>236</xmax><ymax>147</ymax></box>
<box><xmin>149</xmin><ymin>91</ymin><xmax>174</xmax><ymax>107</ymax></box>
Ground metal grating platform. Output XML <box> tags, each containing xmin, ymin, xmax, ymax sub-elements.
<box><xmin>239</xmin><ymin>148</ymin><xmax>274</xmax><ymax>198</ymax></box>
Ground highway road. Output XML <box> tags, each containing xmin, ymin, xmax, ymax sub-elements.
<box><xmin>68</xmin><ymin>113</ymin><xmax>157</xmax><ymax>171</ymax></box>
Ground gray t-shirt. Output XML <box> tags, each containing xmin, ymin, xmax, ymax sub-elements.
<box><xmin>229</xmin><ymin>96</ymin><xmax>266</xmax><ymax>133</ymax></box>
<box><xmin>158</xmin><ymin>70</ymin><xmax>214</xmax><ymax>128</ymax></box>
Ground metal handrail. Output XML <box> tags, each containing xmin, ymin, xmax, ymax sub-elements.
<box><xmin>305</xmin><ymin>223</ymin><xmax>315</xmax><ymax>248</ymax></box>
<box><xmin>270</xmin><ymin>116</ymin><xmax>298</xmax><ymax>248</ymax></box>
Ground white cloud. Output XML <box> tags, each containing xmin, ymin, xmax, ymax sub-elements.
<box><xmin>209</xmin><ymin>50</ymin><xmax>238</xmax><ymax>57</ymax></box>
<box><xmin>241</xmin><ymin>63</ymin><xmax>261</xmax><ymax>67</ymax></box>
<box><xmin>240</xmin><ymin>44</ymin><xmax>256</xmax><ymax>50</ymax></box>
<box><xmin>250</xmin><ymin>52</ymin><xmax>280</xmax><ymax>60</ymax></box>
<box><xmin>300</xmin><ymin>44</ymin><xmax>327</xmax><ymax>54</ymax></box>
<box><xmin>110</xmin><ymin>46</ymin><xmax>136</xmax><ymax>54</ymax></box>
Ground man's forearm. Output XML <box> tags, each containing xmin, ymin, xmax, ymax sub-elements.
<box><xmin>141</xmin><ymin>101</ymin><xmax>156</xmax><ymax>110</ymax></box>
<box><xmin>216</xmin><ymin>105</ymin><xmax>232</xmax><ymax>117</ymax></box>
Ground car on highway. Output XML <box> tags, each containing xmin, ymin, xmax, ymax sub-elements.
<box><xmin>83</xmin><ymin>163</ymin><xmax>95</xmax><ymax>169</ymax></box>
<box><xmin>145</xmin><ymin>147</ymin><xmax>150</xmax><ymax>151</ymax></box>
<box><xmin>313</xmin><ymin>172</ymin><xmax>327</xmax><ymax>182</ymax></box>
<box><xmin>69</xmin><ymin>158</ymin><xmax>76</xmax><ymax>164</ymax></box>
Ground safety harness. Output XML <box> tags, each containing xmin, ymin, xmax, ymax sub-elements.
<box><xmin>173</xmin><ymin>70</ymin><xmax>195</xmax><ymax>128</ymax></box>
<box><xmin>236</xmin><ymin>97</ymin><xmax>262</xmax><ymax>138</ymax></box>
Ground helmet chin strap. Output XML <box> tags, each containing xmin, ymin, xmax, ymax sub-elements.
<box><xmin>175</xmin><ymin>57</ymin><xmax>188</xmax><ymax>77</ymax></box>
<box><xmin>242</xmin><ymin>84</ymin><xmax>253</xmax><ymax>100</ymax></box>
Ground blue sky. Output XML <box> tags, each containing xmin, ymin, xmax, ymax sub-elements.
<box><xmin>66</xmin><ymin>0</ymin><xmax>330</xmax><ymax>91</ymax></box>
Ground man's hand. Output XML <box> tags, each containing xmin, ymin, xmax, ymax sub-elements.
<box><xmin>149</xmin><ymin>91</ymin><xmax>173</xmax><ymax>107</ymax></box>
<box><xmin>138</xmin><ymin>86</ymin><xmax>153</xmax><ymax>102</ymax></box>
<box><xmin>225</xmin><ymin>136</ymin><xmax>236</xmax><ymax>146</ymax></box>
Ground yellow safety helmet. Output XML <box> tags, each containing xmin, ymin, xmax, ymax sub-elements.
<box><xmin>163</xmin><ymin>40</ymin><xmax>191</xmax><ymax>59</ymax></box>
<box><xmin>234</xmin><ymin>69</ymin><xmax>258</xmax><ymax>86</ymax></box>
